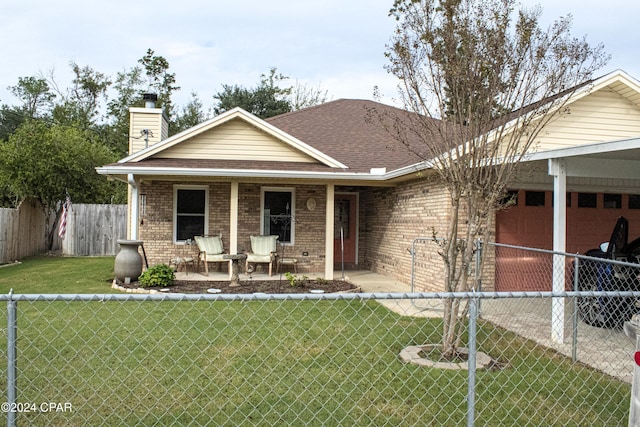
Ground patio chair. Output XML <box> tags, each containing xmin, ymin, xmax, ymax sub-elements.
<box><xmin>245</xmin><ymin>235</ymin><xmax>279</xmax><ymax>276</ymax></box>
<box><xmin>195</xmin><ymin>234</ymin><xmax>231</xmax><ymax>276</ymax></box>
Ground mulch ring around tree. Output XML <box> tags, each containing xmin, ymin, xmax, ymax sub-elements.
<box><xmin>113</xmin><ymin>279</ymin><xmax>361</xmax><ymax>294</ymax></box>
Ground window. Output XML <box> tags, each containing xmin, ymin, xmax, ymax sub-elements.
<box><xmin>174</xmin><ymin>186</ymin><xmax>208</xmax><ymax>242</ymax></box>
<box><xmin>603</xmin><ymin>194</ymin><xmax>622</xmax><ymax>209</ymax></box>
<box><xmin>630</xmin><ymin>195</ymin><xmax>640</xmax><ymax>209</ymax></box>
<box><xmin>525</xmin><ymin>191</ymin><xmax>545</xmax><ymax>207</ymax></box>
<box><xmin>262</xmin><ymin>188</ymin><xmax>294</xmax><ymax>244</ymax></box>
<box><xmin>577</xmin><ymin>193</ymin><xmax>597</xmax><ymax>208</ymax></box>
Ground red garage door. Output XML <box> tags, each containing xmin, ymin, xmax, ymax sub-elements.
<box><xmin>495</xmin><ymin>190</ymin><xmax>640</xmax><ymax>291</ymax></box>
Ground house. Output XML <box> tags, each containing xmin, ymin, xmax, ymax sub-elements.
<box><xmin>97</xmin><ymin>70</ymin><xmax>640</xmax><ymax>292</ymax></box>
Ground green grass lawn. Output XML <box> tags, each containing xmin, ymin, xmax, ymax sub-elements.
<box><xmin>0</xmin><ymin>255</ymin><xmax>117</xmax><ymax>294</ymax></box>
<box><xmin>0</xmin><ymin>256</ymin><xmax>630</xmax><ymax>426</ymax></box>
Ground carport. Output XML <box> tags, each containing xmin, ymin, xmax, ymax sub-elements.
<box><xmin>529</xmin><ymin>136</ymin><xmax>640</xmax><ymax>342</ymax></box>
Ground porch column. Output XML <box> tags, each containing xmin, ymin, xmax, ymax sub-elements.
<box><xmin>128</xmin><ymin>174</ymin><xmax>139</xmax><ymax>240</ymax></box>
<box><xmin>549</xmin><ymin>158</ymin><xmax>567</xmax><ymax>343</ymax></box>
<box><xmin>325</xmin><ymin>184</ymin><xmax>335</xmax><ymax>280</ymax></box>
<box><xmin>230</xmin><ymin>181</ymin><xmax>239</xmax><ymax>254</ymax></box>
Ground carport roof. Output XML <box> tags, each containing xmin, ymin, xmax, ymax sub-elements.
<box><xmin>525</xmin><ymin>136</ymin><xmax>640</xmax><ymax>180</ymax></box>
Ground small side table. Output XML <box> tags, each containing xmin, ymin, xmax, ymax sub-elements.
<box><xmin>224</xmin><ymin>254</ymin><xmax>247</xmax><ymax>287</ymax></box>
<box><xmin>169</xmin><ymin>256</ymin><xmax>195</xmax><ymax>275</ymax></box>
<box><xmin>277</xmin><ymin>258</ymin><xmax>298</xmax><ymax>274</ymax></box>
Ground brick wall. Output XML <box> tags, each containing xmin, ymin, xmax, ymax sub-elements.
<box><xmin>138</xmin><ymin>181</ymin><xmax>231</xmax><ymax>266</ymax></box>
<box><xmin>137</xmin><ymin>178</ymin><xmax>497</xmax><ymax>289</ymax></box>
<box><xmin>139</xmin><ymin>181</ymin><xmax>328</xmax><ymax>274</ymax></box>
<box><xmin>360</xmin><ymin>178</ymin><xmax>451</xmax><ymax>291</ymax></box>
<box><xmin>359</xmin><ymin>177</ymin><xmax>497</xmax><ymax>292</ymax></box>
<box><xmin>238</xmin><ymin>184</ymin><xmax>328</xmax><ymax>274</ymax></box>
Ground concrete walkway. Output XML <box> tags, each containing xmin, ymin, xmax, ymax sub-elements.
<box><xmin>343</xmin><ymin>270</ymin><xmax>446</xmax><ymax>318</ymax></box>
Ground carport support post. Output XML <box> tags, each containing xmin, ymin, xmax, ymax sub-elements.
<box><xmin>550</xmin><ymin>158</ymin><xmax>567</xmax><ymax>343</ymax></box>
<box><xmin>623</xmin><ymin>315</ymin><xmax>640</xmax><ymax>426</ymax></box>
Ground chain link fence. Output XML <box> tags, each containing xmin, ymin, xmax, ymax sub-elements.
<box><xmin>0</xmin><ymin>240</ymin><xmax>639</xmax><ymax>425</ymax></box>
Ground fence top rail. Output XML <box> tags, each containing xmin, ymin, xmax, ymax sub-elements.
<box><xmin>488</xmin><ymin>241</ymin><xmax>640</xmax><ymax>268</ymax></box>
<box><xmin>415</xmin><ymin>237</ymin><xmax>582</xmax><ymax>258</ymax></box>
<box><xmin>413</xmin><ymin>237</ymin><xmax>640</xmax><ymax>269</ymax></box>
<box><xmin>2</xmin><ymin>290</ymin><xmax>640</xmax><ymax>302</ymax></box>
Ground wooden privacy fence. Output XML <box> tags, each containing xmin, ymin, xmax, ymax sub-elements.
<box><xmin>57</xmin><ymin>203</ymin><xmax>127</xmax><ymax>257</ymax></box>
<box><xmin>0</xmin><ymin>201</ymin><xmax>126</xmax><ymax>264</ymax></box>
<box><xmin>0</xmin><ymin>199</ymin><xmax>49</xmax><ymax>264</ymax></box>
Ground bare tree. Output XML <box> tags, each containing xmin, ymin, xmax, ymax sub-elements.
<box><xmin>383</xmin><ymin>0</ymin><xmax>609</xmax><ymax>358</ymax></box>
<box><xmin>289</xmin><ymin>80</ymin><xmax>330</xmax><ymax>111</ymax></box>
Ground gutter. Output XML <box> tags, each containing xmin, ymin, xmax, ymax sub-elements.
<box><xmin>96</xmin><ymin>161</ymin><xmax>434</xmax><ymax>183</ymax></box>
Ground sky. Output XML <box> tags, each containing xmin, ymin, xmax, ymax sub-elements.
<box><xmin>2</xmin><ymin>0</ymin><xmax>639</xmax><ymax>112</ymax></box>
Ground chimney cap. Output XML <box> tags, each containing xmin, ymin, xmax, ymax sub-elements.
<box><xmin>143</xmin><ymin>93</ymin><xmax>158</xmax><ymax>108</ymax></box>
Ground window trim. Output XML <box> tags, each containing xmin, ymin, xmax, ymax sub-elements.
<box><xmin>173</xmin><ymin>185</ymin><xmax>209</xmax><ymax>243</ymax></box>
<box><xmin>260</xmin><ymin>187</ymin><xmax>295</xmax><ymax>245</ymax></box>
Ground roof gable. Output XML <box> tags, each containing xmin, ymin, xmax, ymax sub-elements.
<box><xmin>153</xmin><ymin>117</ymin><xmax>317</xmax><ymax>163</ymax></box>
<box><xmin>535</xmin><ymin>87</ymin><xmax>640</xmax><ymax>151</ymax></box>
<box><xmin>120</xmin><ymin>107</ymin><xmax>347</xmax><ymax>168</ymax></box>
<box><xmin>477</xmin><ymin>70</ymin><xmax>640</xmax><ymax>160</ymax></box>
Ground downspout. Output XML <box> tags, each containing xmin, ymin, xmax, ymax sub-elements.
<box><xmin>128</xmin><ymin>174</ymin><xmax>139</xmax><ymax>240</ymax></box>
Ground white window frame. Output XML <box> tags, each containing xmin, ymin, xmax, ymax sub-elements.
<box><xmin>261</xmin><ymin>187</ymin><xmax>295</xmax><ymax>245</ymax></box>
<box><xmin>173</xmin><ymin>185</ymin><xmax>209</xmax><ymax>243</ymax></box>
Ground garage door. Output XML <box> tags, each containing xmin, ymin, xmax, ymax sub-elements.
<box><xmin>495</xmin><ymin>190</ymin><xmax>640</xmax><ymax>291</ymax></box>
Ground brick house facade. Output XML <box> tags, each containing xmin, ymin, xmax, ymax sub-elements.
<box><xmin>97</xmin><ymin>71</ymin><xmax>640</xmax><ymax>290</ymax></box>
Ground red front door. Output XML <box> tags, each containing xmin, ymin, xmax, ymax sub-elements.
<box><xmin>334</xmin><ymin>194</ymin><xmax>357</xmax><ymax>266</ymax></box>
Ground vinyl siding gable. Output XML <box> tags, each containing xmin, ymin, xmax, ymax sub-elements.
<box><xmin>153</xmin><ymin>118</ymin><xmax>317</xmax><ymax>163</ymax></box>
<box><xmin>534</xmin><ymin>88</ymin><xmax>640</xmax><ymax>151</ymax></box>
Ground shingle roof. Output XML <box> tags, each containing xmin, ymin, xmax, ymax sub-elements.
<box><xmin>266</xmin><ymin>99</ymin><xmax>426</xmax><ymax>173</ymax></box>
<box><xmin>102</xmin><ymin>99</ymin><xmax>439</xmax><ymax>179</ymax></box>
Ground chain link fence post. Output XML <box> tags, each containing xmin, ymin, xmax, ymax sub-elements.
<box><xmin>467</xmin><ymin>291</ymin><xmax>478</xmax><ymax>427</ymax></box>
<box><xmin>572</xmin><ymin>257</ymin><xmax>581</xmax><ymax>362</ymax></box>
<box><xmin>6</xmin><ymin>291</ymin><xmax>17</xmax><ymax>427</ymax></box>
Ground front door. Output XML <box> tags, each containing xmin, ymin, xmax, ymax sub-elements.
<box><xmin>334</xmin><ymin>194</ymin><xmax>357</xmax><ymax>266</ymax></box>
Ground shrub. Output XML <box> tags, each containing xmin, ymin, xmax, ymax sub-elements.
<box><xmin>284</xmin><ymin>272</ymin><xmax>309</xmax><ymax>287</ymax></box>
<box><xmin>138</xmin><ymin>264</ymin><xmax>175</xmax><ymax>288</ymax></box>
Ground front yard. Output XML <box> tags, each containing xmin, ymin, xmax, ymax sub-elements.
<box><xmin>0</xmin><ymin>256</ymin><xmax>630</xmax><ymax>425</ymax></box>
